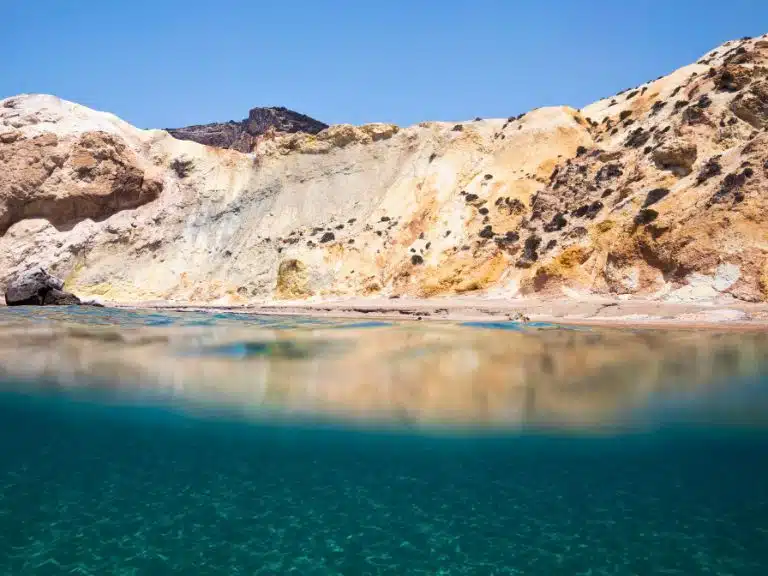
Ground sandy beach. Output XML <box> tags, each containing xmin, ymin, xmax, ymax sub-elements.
<box><xmin>124</xmin><ymin>296</ymin><xmax>768</xmax><ymax>330</ymax></box>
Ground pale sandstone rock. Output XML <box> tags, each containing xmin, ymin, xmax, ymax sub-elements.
<box><xmin>2</xmin><ymin>35</ymin><xmax>768</xmax><ymax>305</ymax></box>
<box><xmin>652</xmin><ymin>139</ymin><xmax>698</xmax><ymax>176</ymax></box>
<box><xmin>359</xmin><ymin>123</ymin><xmax>399</xmax><ymax>142</ymax></box>
<box><xmin>731</xmin><ymin>80</ymin><xmax>768</xmax><ymax>128</ymax></box>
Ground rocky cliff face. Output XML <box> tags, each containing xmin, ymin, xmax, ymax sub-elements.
<box><xmin>165</xmin><ymin>106</ymin><xmax>328</xmax><ymax>152</ymax></box>
<box><xmin>1</xmin><ymin>34</ymin><xmax>768</xmax><ymax>305</ymax></box>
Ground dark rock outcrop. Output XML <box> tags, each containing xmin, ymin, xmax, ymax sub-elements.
<box><xmin>42</xmin><ymin>288</ymin><xmax>82</xmax><ymax>305</ymax></box>
<box><xmin>4</xmin><ymin>267</ymin><xmax>99</xmax><ymax>306</ymax></box>
<box><xmin>166</xmin><ymin>107</ymin><xmax>328</xmax><ymax>152</ymax></box>
<box><xmin>6</xmin><ymin>268</ymin><xmax>70</xmax><ymax>305</ymax></box>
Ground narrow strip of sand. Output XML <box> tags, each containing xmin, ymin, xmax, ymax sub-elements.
<box><xmin>120</xmin><ymin>296</ymin><xmax>768</xmax><ymax>330</ymax></box>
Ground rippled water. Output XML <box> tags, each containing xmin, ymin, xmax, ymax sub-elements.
<box><xmin>1</xmin><ymin>307</ymin><xmax>767</xmax><ymax>574</ymax></box>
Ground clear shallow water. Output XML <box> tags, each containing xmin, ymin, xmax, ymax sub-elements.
<box><xmin>1</xmin><ymin>307</ymin><xmax>767</xmax><ymax>574</ymax></box>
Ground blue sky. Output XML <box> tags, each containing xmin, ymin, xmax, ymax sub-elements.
<box><xmin>2</xmin><ymin>1</ymin><xmax>767</xmax><ymax>129</ymax></box>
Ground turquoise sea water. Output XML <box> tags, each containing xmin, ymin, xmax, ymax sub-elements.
<box><xmin>0</xmin><ymin>307</ymin><xmax>767</xmax><ymax>575</ymax></box>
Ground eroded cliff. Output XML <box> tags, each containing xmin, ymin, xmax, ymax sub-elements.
<box><xmin>1</xmin><ymin>34</ymin><xmax>767</xmax><ymax>305</ymax></box>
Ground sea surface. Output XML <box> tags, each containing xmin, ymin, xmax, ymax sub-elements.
<box><xmin>0</xmin><ymin>307</ymin><xmax>767</xmax><ymax>575</ymax></box>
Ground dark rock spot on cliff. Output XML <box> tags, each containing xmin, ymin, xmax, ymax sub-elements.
<box><xmin>484</xmin><ymin>174</ymin><xmax>493</xmax><ymax>180</ymax></box>
<box><xmin>465</xmin><ymin>193</ymin><xmax>479</xmax><ymax>202</ymax></box>
<box><xmin>715</xmin><ymin>67</ymin><xmax>749</xmax><ymax>92</ymax></box>
<box><xmin>596</xmin><ymin>163</ymin><xmax>623</xmax><ymax>182</ymax></box>
<box><xmin>619</xmin><ymin>110</ymin><xmax>632</xmax><ymax>121</ymax></box>
<box><xmin>170</xmin><ymin>157</ymin><xmax>194</xmax><ymax>178</ymax></box>
<box><xmin>650</xmin><ymin>101</ymin><xmax>666</xmax><ymax>116</ymax></box>
<box><xmin>516</xmin><ymin>235</ymin><xmax>541</xmax><ymax>267</ymax></box>
<box><xmin>725</xmin><ymin>46</ymin><xmax>752</xmax><ymax>65</ymax></box>
<box><xmin>452</xmin><ymin>124</ymin><xmax>463</xmax><ymax>132</ymax></box>
<box><xmin>573</xmin><ymin>201</ymin><xmax>604</xmax><ymax>219</ymax></box>
<box><xmin>643</xmin><ymin>188</ymin><xmax>670</xmax><ymax>207</ymax></box>
<box><xmin>682</xmin><ymin>106</ymin><xmax>708</xmax><ymax>125</ymax></box>
<box><xmin>576</xmin><ymin>146</ymin><xmax>587</xmax><ymax>157</ymax></box>
<box><xmin>479</xmin><ymin>225</ymin><xmax>494</xmax><ymax>239</ymax></box>
<box><xmin>478</xmin><ymin>207</ymin><xmax>489</xmax><ymax>215</ymax></box>
<box><xmin>709</xmin><ymin>169</ymin><xmax>752</xmax><ymax>205</ymax></box>
<box><xmin>543</xmin><ymin>213</ymin><xmax>567</xmax><ymax>232</ymax></box>
<box><xmin>634</xmin><ymin>209</ymin><xmax>659</xmax><ymax>225</ymax></box>
<box><xmin>625</xmin><ymin>128</ymin><xmax>650</xmax><ymax>148</ymax></box>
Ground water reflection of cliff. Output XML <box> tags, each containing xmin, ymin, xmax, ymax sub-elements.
<box><xmin>1</xmin><ymin>317</ymin><xmax>767</xmax><ymax>430</ymax></box>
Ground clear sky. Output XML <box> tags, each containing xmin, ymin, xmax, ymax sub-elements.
<box><xmin>2</xmin><ymin>1</ymin><xmax>767</xmax><ymax>129</ymax></box>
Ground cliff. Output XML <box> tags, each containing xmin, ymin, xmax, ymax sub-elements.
<box><xmin>165</xmin><ymin>106</ymin><xmax>328</xmax><ymax>152</ymax></box>
<box><xmin>1</xmin><ymin>33</ymin><xmax>767</xmax><ymax>305</ymax></box>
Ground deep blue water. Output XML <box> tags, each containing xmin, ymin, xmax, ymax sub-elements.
<box><xmin>0</xmin><ymin>308</ymin><xmax>767</xmax><ymax>574</ymax></box>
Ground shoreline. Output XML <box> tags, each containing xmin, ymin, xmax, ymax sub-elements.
<box><xmin>111</xmin><ymin>296</ymin><xmax>768</xmax><ymax>331</ymax></box>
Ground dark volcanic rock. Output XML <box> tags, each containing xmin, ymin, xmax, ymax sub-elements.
<box><xmin>166</xmin><ymin>106</ymin><xmax>328</xmax><ymax>152</ymax></box>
